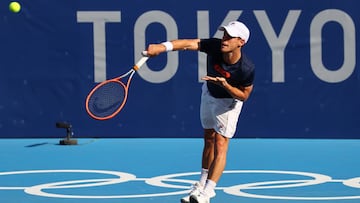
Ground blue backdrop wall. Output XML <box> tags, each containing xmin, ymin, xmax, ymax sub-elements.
<box><xmin>0</xmin><ymin>0</ymin><xmax>359</xmax><ymax>138</ymax></box>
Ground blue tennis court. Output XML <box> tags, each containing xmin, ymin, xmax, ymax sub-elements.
<box><xmin>1</xmin><ymin>138</ymin><xmax>359</xmax><ymax>203</ymax></box>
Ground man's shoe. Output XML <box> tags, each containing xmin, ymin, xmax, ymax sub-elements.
<box><xmin>189</xmin><ymin>193</ymin><xmax>210</xmax><ymax>203</ymax></box>
<box><xmin>180</xmin><ymin>182</ymin><xmax>203</xmax><ymax>203</ymax></box>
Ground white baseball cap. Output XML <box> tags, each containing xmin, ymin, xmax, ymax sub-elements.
<box><xmin>219</xmin><ymin>21</ymin><xmax>250</xmax><ymax>43</ymax></box>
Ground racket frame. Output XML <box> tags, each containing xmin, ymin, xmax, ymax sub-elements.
<box><xmin>85</xmin><ymin>56</ymin><xmax>148</xmax><ymax>120</ymax></box>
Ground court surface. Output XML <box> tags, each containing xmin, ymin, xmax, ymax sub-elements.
<box><xmin>1</xmin><ymin>138</ymin><xmax>360</xmax><ymax>203</ymax></box>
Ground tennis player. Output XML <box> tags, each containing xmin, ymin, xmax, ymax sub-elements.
<box><xmin>145</xmin><ymin>21</ymin><xmax>255</xmax><ymax>203</ymax></box>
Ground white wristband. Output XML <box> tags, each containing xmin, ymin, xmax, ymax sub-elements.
<box><xmin>161</xmin><ymin>41</ymin><xmax>173</xmax><ymax>52</ymax></box>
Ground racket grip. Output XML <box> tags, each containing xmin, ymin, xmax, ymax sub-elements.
<box><xmin>134</xmin><ymin>54</ymin><xmax>149</xmax><ymax>71</ymax></box>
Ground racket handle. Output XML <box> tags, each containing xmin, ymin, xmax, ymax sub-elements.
<box><xmin>134</xmin><ymin>54</ymin><xmax>149</xmax><ymax>71</ymax></box>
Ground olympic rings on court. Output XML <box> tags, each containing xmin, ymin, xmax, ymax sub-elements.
<box><xmin>0</xmin><ymin>169</ymin><xmax>359</xmax><ymax>200</ymax></box>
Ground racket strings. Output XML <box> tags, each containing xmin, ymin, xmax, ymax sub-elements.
<box><xmin>87</xmin><ymin>81</ymin><xmax>127</xmax><ymax>118</ymax></box>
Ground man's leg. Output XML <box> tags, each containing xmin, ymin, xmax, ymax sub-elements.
<box><xmin>199</xmin><ymin>129</ymin><xmax>216</xmax><ymax>186</ymax></box>
<box><xmin>180</xmin><ymin>129</ymin><xmax>215</xmax><ymax>203</ymax></box>
<box><xmin>190</xmin><ymin>132</ymin><xmax>229</xmax><ymax>203</ymax></box>
<box><xmin>202</xmin><ymin>129</ymin><xmax>216</xmax><ymax>170</ymax></box>
<box><xmin>207</xmin><ymin>132</ymin><xmax>229</xmax><ymax>183</ymax></box>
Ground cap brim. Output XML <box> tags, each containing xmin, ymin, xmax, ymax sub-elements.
<box><xmin>218</xmin><ymin>26</ymin><xmax>237</xmax><ymax>37</ymax></box>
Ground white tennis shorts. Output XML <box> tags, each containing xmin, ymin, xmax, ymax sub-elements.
<box><xmin>200</xmin><ymin>83</ymin><xmax>244</xmax><ymax>138</ymax></box>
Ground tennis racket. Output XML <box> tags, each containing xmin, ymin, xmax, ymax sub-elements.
<box><xmin>85</xmin><ymin>53</ymin><xmax>149</xmax><ymax>120</ymax></box>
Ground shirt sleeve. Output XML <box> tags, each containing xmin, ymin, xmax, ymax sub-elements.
<box><xmin>199</xmin><ymin>38</ymin><xmax>222</xmax><ymax>54</ymax></box>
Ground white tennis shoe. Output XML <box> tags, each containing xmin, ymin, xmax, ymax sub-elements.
<box><xmin>189</xmin><ymin>189</ymin><xmax>215</xmax><ymax>203</ymax></box>
<box><xmin>180</xmin><ymin>182</ymin><xmax>203</xmax><ymax>203</ymax></box>
<box><xmin>189</xmin><ymin>193</ymin><xmax>209</xmax><ymax>203</ymax></box>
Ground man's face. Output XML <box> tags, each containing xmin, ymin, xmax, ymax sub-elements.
<box><xmin>221</xmin><ymin>31</ymin><xmax>244</xmax><ymax>53</ymax></box>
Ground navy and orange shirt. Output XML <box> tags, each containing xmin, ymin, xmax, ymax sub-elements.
<box><xmin>200</xmin><ymin>38</ymin><xmax>255</xmax><ymax>98</ymax></box>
